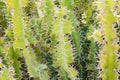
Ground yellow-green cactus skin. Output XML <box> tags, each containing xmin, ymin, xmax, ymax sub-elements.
<box><xmin>52</xmin><ymin>1</ymin><xmax>78</xmax><ymax>80</ymax></box>
<box><xmin>6</xmin><ymin>0</ymin><xmax>49</xmax><ymax>80</ymax></box>
<box><xmin>94</xmin><ymin>0</ymin><xmax>119</xmax><ymax>80</ymax></box>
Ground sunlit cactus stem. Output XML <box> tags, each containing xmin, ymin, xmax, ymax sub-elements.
<box><xmin>94</xmin><ymin>0</ymin><xmax>119</xmax><ymax>80</ymax></box>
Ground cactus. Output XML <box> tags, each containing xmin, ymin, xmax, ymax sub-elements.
<box><xmin>51</xmin><ymin>1</ymin><xmax>78</xmax><ymax>80</ymax></box>
<box><xmin>92</xmin><ymin>0</ymin><xmax>120</xmax><ymax>80</ymax></box>
<box><xmin>72</xmin><ymin>0</ymin><xmax>98</xmax><ymax>79</ymax></box>
<box><xmin>4</xmin><ymin>0</ymin><xmax>49</xmax><ymax>79</ymax></box>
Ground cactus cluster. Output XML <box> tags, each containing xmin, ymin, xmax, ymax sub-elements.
<box><xmin>0</xmin><ymin>0</ymin><xmax>119</xmax><ymax>80</ymax></box>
